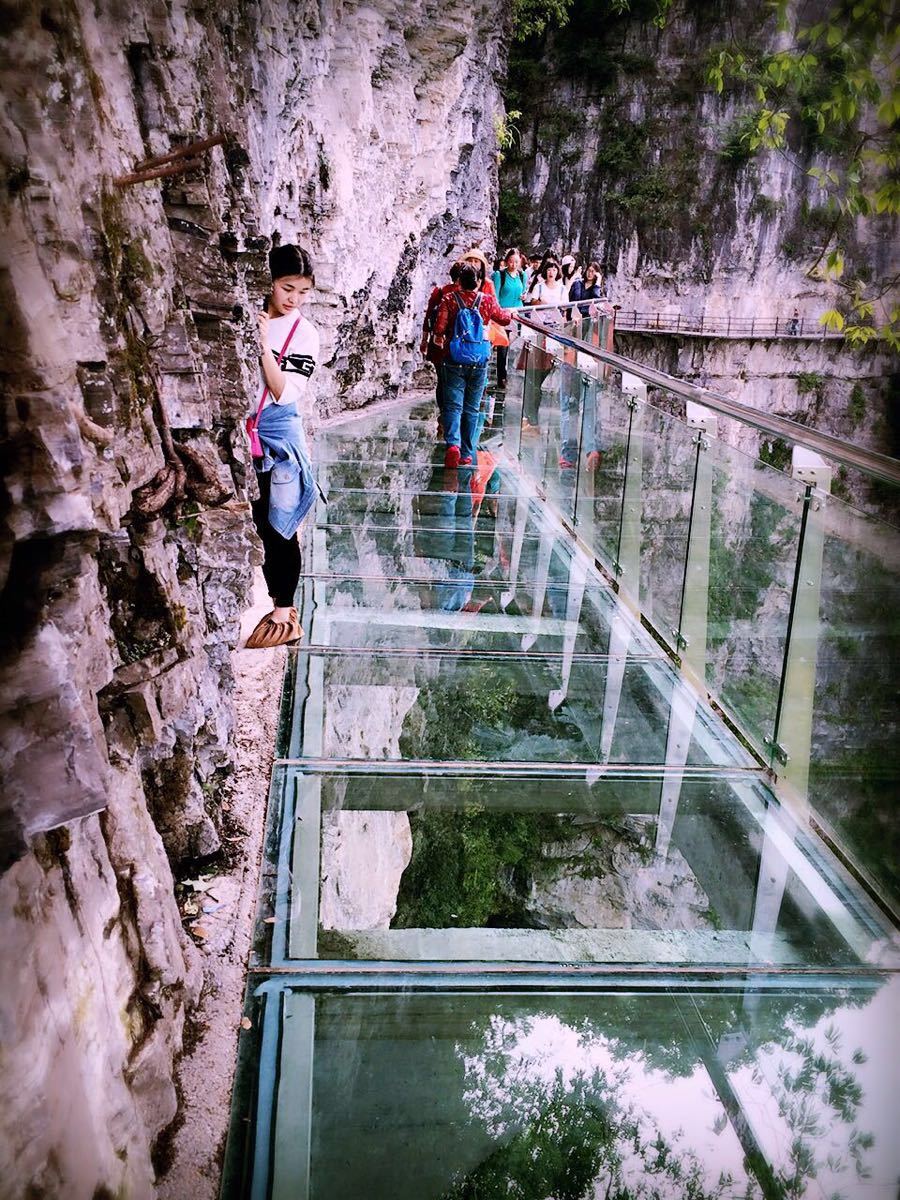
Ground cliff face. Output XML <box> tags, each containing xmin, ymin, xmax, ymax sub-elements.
<box><xmin>0</xmin><ymin>2</ymin><xmax>506</xmax><ymax>1195</ymax></box>
<box><xmin>612</xmin><ymin>332</ymin><xmax>899</xmax><ymax>512</ymax></box>
<box><xmin>500</xmin><ymin>0</ymin><xmax>897</xmax><ymax>323</ymax></box>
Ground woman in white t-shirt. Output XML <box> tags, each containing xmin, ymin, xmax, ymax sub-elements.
<box><xmin>522</xmin><ymin>260</ymin><xmax>565</xmax><ymax>430</ymax></box>
<box><xmin>244</xmin><ymin>244</ymin><xmax>320</xmax><ymax>649</ymax></box>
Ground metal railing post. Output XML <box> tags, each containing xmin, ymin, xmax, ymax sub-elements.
<box><xmin>672</xmin><ymin>402</ymin><xmax>718</xmax><ymax>678</ymax></box>
<box><xmin>766</xmin><ymin>448</ymin><xmax>832</xmax><ymax>801</ymax></box>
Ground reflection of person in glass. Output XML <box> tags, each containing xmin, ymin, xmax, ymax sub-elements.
<box><xmin>413</xmin><ymin>456</ymin><xmax>503</xmax><ymax>612</ymax></box>
<box><xmin>559</xmin><ymin>376</ymin><xmax>604</xmax><ymax>472</ymax></box>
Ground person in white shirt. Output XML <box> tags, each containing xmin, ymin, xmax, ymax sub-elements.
<box><xmin>245</xmin><ymin>243</ymin><xmax>320</xmax><ymax>649</ymax></box>
<box><xmin>523</xmin><ymin>260</ymin><xmax>565</xmax><ymax>431</ymax></box>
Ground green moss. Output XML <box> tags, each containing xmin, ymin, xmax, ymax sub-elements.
<box><xmin>796</xmin><ymin>371</ymin><xmax>826</xmax><ymax>400</ymax></box>
<box><xmin>123</xmin><ymin>240</ymin><xmax>156</xmax><ymax>286</ymax></box>
<box><xmin>749</xmin><ymin>193</ymin><xmax>779</xmax><ymax>220</ymax></box>
<box><xmin>613</xmin><ymin>49</ymin><xmax>655</xmax><ymax>74</ymax></box>
<box><xmin>541</xmin><ymin>105</ymin><xmax>587</xmax><ymax>142</ymax></box>
<box><xmin>848</xmin><ymin>382</ymin><xmax>866</xmax><ymax>424</ymax></box>
<box><xmin>832</xmin><ymin>465</ymin><xmax>851</xmax><ymax>501</ymax></box>
<box><xmin>318</xmin><ymin>929</ymin><xmax>358</xmax><ymax>958</ymax></box>
<box><xmin>498</xmin><ymin>187</ymin><xmax>531</xmax><ymax>247</ymax></box>
<box><xmin>718</xmin><ymin>114</ymin><xmax>759</xmax><ymax>166</ymax></box>
<box><xmin>758</xmin><ymin>436</ymin><xmax>792</xmax><ymax>472</ymax></box>
<box><xmin>3</xmin><ymin>162</ymin><xmax>30</xmax><ymax>196</ymax></box>
<box><xmin>594</xmin><ymin>120</ymin><xmax>648</xmax><ymax>174</ymax></box>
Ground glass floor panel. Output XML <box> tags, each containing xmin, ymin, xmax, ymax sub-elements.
<box><xmin>224</xmin><ymin>395</ymin><xmax>900</xmax><ymax>1199</ymax></box>
<box><xmin>223</xmin><ymin>977</ymin><xmax>900</xmax><ymax>1200</ymax></box>
<box><xmin>315</xmin><ymin>451</ymin><xmax>504</xmax><ymax>494</ymax></box>
<box><xmin>313</xmin><ymin>483</ymin><xmax>531</xmax><ymax>530</ymax></box>
<box><xmin>297</xmin><ymin>573</ymin><xmax>649</xmax><ymax>656</ymax></box>
<box><xmin>278</xmin><ymin>648</ymin><xmax>756</xmax><ymax>768</ymax></box>
<box><xmin>252</xmin><ymin>767</ymin><xmax>896</xmax><ymax>970</ymax></box>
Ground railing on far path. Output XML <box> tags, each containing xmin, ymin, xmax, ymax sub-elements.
<box><xmin>613</xmin><ymin>308</ymin><xmax>840</xmax><ymax>339</ymax></box>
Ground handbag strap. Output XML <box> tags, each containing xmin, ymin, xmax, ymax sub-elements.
<box><xmin>253</xmin><ymin>314</ymin><xmax>302</xmax><ymax>422</ymax></box>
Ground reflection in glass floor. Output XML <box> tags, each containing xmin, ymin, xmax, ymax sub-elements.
<box><xmin>223</xmin><ymin>395</ymin><xmax>899</xmax><ymax>1199</ymax></box>
<box><xmin>226</xmin><ymin>979</ymin><xmax>900</xmax><ymax>1200</ymax></box>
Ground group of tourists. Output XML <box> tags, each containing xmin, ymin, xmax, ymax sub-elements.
<box><xmin>420</xmin><ymin>246</ymin><xmax>612</xmax><ymax>469</ymax></box>
<box><xmin>241</xmin><ymin>239</ymin><xmax>610</xmax><ymax>651</ymax></box>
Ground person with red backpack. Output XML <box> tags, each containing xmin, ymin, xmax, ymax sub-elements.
<box><xmin>433</xmin><ymin>263</ymin><xmax>512</xmax><ymax>468</ymax></box>
<box><xmin>420</xmin><ymin>261</ymin><xmax>463</xmax><ymax>437</ymax></box>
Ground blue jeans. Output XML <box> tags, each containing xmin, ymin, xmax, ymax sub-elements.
<box><xmin>442</xmin><ymin>361</ymin><xmax>488</xmax><ymax>460</ymax></box>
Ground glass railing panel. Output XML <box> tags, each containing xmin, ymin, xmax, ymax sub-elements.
<box><xmin>280</xmin><ymin>647</ymin><xmax>755</xmax><ymax>769</ymax></box>
<box><xmin>498</xmin><ymin>330</ymin><xmax>526</xmax><ymax>451</ymax></box>
<box><xmin>224</xmin><ymin>978</ymin><xmax>900</xmax><ymax>1200</ymax></box>
<box><xmin>535</xmin><ymin>360</ymin><xmax>603</xmax><ymax>524</ymax></box>
<box><xmin>572</xmin><ymin>380</ymin><xmax>633</xmax><ymax>567</ymax></box>
<box><xmin>702</xmin><ymin>442</ymin><xmax>804</xmax><ymax>755</ymax></box>
<box><xmin>517</xmin><ymin>340</ymin><xmax>564</xmax><ymax>479</ymax></box>
<box><xmin>807</xmin><ymin>491</ymin><xmax>900</xmax><ymax>909</ymax></box>
<box><xmin>636</xmin><ymin>401</ymin><xmax>698</xmax><ymax>653</ymax></box>
<box><xmin>249</xmin><ymin>767</ymin><xmax>892</xmax><ymax>970</ymax></box>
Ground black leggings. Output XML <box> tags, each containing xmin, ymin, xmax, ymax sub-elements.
<box><xmin>251</xmin><ymin>469</ymin><xmax>302</xmax><ymax>608</ymax></box>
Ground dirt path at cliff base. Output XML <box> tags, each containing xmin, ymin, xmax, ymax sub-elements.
<box><xmin>156</xmin><ymin>572</ymin><xmax>284</xmax><ymax>1200</ymax></box>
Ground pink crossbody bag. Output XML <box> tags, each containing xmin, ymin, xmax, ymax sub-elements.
<box><xmin>245</xmin><ymin>315</ymin><xmax>302</xmax><ymax>458</ymax></box>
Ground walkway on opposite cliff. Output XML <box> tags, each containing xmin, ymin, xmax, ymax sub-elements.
<box><xmin>613</xmin><ymin>308</ymin><xmax>842</xmax><ymax>339</ymax></box>
<box><xmin>220</xmin><ymin>361</ymin><xmax>899</xmax><ymax>1198</ymax></box>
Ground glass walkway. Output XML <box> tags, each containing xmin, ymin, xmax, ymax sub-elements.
<box><xmin>222</xmin><ymin>319</ymin><xmax>900</xmax><ymax>1199</ymax></box>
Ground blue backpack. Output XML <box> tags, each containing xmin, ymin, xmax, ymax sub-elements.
<box><xmin>448</xmin><ymin>293</ymin><xmax>490</xmax><ymax>365</ymax></box>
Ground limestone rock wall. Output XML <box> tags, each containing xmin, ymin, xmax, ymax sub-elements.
<box><xmin>501</xmin><ymin>0</ymin><xmax>897</xmax><ymax>326</ymax></box>
<box><xmin>0</xmin><ymin>1</ymin><xmax>506</xmax><ymax>1195</ymax></box>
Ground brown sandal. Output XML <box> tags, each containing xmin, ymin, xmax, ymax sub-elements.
<box><xmin>245</xmin><ymin>609</ymin><xmax>303</xmax><ymax>649</ymax></box>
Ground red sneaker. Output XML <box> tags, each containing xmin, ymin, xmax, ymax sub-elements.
<box><xmin>459</xmin><ymin>455</ymin><xmax>473</xmax><ymax>466</ymax></box>
<box><xmin>558</xmin><ymin>455</ymin><xmax>575</xmax><ymax>469</ymax></box>
<box><xmin>444</xmin><ymin>445</ymin><xmax>461</xmax><ymax>468</ymax></box>
<box><xmin>462</xmin><ymin>596</ymin><xmax>491</xmax><ymax>614</ymax></box>
<box><xmin>585</xmin><ymin>450</ymin><xmax>603</xmax><ymax>471</ymax></box>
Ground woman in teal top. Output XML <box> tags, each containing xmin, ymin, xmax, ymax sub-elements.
<box><xmin>491</xmin><ymin>247</ymin><xmax>526</xmax><ymax>387</ymax></box>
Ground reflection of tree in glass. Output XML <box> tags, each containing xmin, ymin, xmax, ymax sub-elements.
<box><xmin>758</xmin><ymin>1021</ymin><xmax>874</xmax><ymax>1197</ymax></box>
<box><xmin>439</xmin><ymin>993</ymin><xmax>876</xmax><ymax>1200</ymax></box>
<box><xmin>395</xmin><ymin>670</ymin><xmax>599</xmax><ymax>926</ymax></box>
<box><xmin>399</xmin><ymin>667</ymin><xmax>580</xmax><ymax>761</ymax></box>
<box><xmin>442</xmin><ymin>1014</ymin><xmax>747</xmax><ymax>1200</ymax></box>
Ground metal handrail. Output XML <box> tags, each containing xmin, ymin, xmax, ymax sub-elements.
<box><xmin>514</xmin><ymin>314</ymin><xmax>900</xmax><ymax>488</ymax></box>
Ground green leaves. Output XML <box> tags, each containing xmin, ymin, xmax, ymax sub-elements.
<box><xmin>511</xmin><ymin>0</ymin><xmax>575</xmax><ymax>41</ymax></box>
<box><xmin>712</xmin><ymin>0</ymin><xmax>899</xmax><ymax>345</ymax></box>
